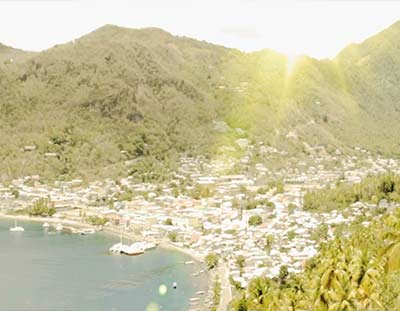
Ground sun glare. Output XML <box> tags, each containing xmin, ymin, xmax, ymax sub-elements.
<box><xmin>285</xmin><ymin>53</ymin><xmax>300</xmax><ymax>76</ymax></box>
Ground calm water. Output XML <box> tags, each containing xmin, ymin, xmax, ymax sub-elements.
<box><xmin>0</xmin><ymin>219</ymin><xmax>207</xmax><ymax>311</ymax></box>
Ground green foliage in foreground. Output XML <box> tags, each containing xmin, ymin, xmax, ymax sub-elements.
<box><xmin>231</xmin><ymin>209</ymin><xmax>400</xmax><ymax>311</ymax></box>
<box><xmin>304</xmin><ymin>173</ymin><xmax>400</xmax><ymax>212</ymax></box>
<box><xmin>29</xmin><ymin>198</ymin><xmax>56</xmax><ymax>217</ymax></box>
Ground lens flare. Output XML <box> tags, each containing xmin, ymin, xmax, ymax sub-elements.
<box><xmin>146</xmin><ymin>302</ymin><xmax>159</xmax><ymax>311</ymax></box>
<box><xmin>286</xmin><ymin>53</ymin><xmax>300</xmax><ymax>76</ymax></box>
<box><xmin>159</xmin><ymin>284</ymin><xmax>167</xmax><ymax>296</ymax></box>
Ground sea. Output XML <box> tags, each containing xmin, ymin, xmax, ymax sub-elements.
<box><xmin>0</xmin><ymin>219</ymin><xmax>208</xmax><ymax>311</ymax></box>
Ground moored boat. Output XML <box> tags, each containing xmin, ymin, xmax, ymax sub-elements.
<box><xmin>80</xmin><ymin>228</ymin><xmax>96</xmax><ymax>235</ymax></box>
<box><xmin>109</xmin><ymin>242</ymin><xmax>124</xmax><ymax>253</ymax></box>
<box><xmin>55</xmin><ymin>224</ymin><xmax>63</xmax><ymax>231</ymax></box>
<box><xmin>10</xmin><ymin>220</ymin><xmax>24</xmax><ymax>232</ymax></box>
<box><xmin>120</xmin><ymin>244</ymin><xmax>144</xmax><ymax>256</ymax></box>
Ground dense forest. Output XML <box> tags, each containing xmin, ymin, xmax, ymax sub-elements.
<box><xmin>2</xmin><ymin>22</ymin><xmax>400</xmax><ymax>181</ymax></box>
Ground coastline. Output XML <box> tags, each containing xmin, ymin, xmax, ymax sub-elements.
<box><xmin>0</xmin><ymin>213</ymin><xmax>93</xmax><ymax>228</ymax></box>
<box><xmin>159</xmin><ymin>241</ymin><xmax>205</xmax><ymax>262</ymax></box>
<box><xmin>0</xmin><ymin>213</ymin><xmax>206</xmax><ymax>263</ymax></box>
<box><xmin>0</xmin><ymin>213</ymin><xmax>217</xmax><ymax>311</ymax></box>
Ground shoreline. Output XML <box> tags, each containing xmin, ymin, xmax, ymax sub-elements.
<box><xmin>0</xmin><ymin>213</ymin><xmax>206</xmax><ymax>263</ymax></box>
<box><xmin>159</xmin><ymin>241</ymin><xmax>205</xmax><ymax>262</ymax></box>
<box><xmin>0</xmin><ymin>213</ymin><xmax>93</xmax><ymax>228</ymax></box>
<box><xmin>0</xmin><ymin>213</ymin><xmax>217</xmax><ymax>311</ymax></box>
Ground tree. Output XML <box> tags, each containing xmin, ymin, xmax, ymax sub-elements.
<box><xmin>205</xmin><ymin>253</ymin><xmax>219</xmax><ymax>270</ymax></box>
<box><xmin>236</xmin><ymin>255</ymin><xmax>246</xmax><ymax>269</ymax></box>
<box><xmin>248</xmin><ymin>215</ymin><xmax>263</xmax><ymax>226</ymax></box>
<box><xmin>87</xmin><ymin>216</ymin><xmax>107</xmax><ymax>226</ymax></box>
<box><xmin>11</xmin><ymin>188</ymin><xmax>19</xmax><ymax>199</ymax></box>
<box><xmin>278</xmin><ymin>265</ymin><xmax>289</xmax><ymax>286</ymax></box>
<box><xmin>168</xmin><ymin>231</ymin><xmax>177</xmax><ymax>242</ymax></box>
<box><xmin>164</xmin><ymin>218</ymin><xmax>173</xmax><ymax>226</ymax></box>
<box><xmin>232</xmin><ymin>295</ymin><xmax>248</xmax><ymax>311</ymax></box>
<box><xmin>29</xmin><ymin>198</ymin><xmax>56</xmax><ymax>217</ymax></box>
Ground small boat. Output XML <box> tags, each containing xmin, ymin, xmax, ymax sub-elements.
<box><xmin>110</xmin><ymin>233</ymin><xmax>124</xmax><ymax>253</ymax></box>
<box><xmin>173</xmin><ymin>282</ymin><xmax>177</xmax><ymax>289</ymax></box>
<box><xmin>120</xmin><ymin>244</ymin><xmax>144</xmax><ymax>256</ymax></box>
<box><xmin>143</xmin><ymin>242</ymin><xmax>156</xmax><ymax>251</ymax></box>
<box><xmin>185</xmin><ymin>260</ymin><xmax>194</xmax><ymax>265</ymax></box>
<box><xmin>55</xmin><ymin>224</ymin><xmax>63</xmax><ymax>231</ymax></box>
<box><xmin>130</xmin><ymin>241</ymin><xmax>154</xmax><ymax>251</ymax></box>
<box><xmin>109</xmin><ymin>242</ymin><xmax>124</xmax><ymax>253</ymax></box>
<box><xmin>80</xmin><ymin>228</ymin><xmax>96</xmax><ymax>235</ymax></box>
<box><xmin>10</xmin><ymin>220</ymin><xmax>24</xmax><ymax>232</ymax></box>
<box><xmin>42</xmin><ymin>222</ymin><xmax>50</xmax><ymax>228</ymax></box>
<box><xmin>146</xmin><ymin>242</ymin><xmax>157</xmax><ymax>251</ymax></box>
<box><xmin>69</xmin><ymin>227</ymin><xmax>80</xmax><ymax>234</ymax></box>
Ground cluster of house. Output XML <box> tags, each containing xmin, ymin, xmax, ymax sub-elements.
<box><xmin>1</xmin><ymin>144</ymin><xmax>399</xmax><ymax>289</ymax></box>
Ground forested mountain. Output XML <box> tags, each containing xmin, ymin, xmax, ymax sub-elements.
<box><xmin>1</xmin><ymin>22</ymin><xmax>400</xmax><ymax>181</ymax></box>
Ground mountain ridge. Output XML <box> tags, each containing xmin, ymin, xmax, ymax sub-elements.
<box><xmin>1</xmin><ymin>21</ymin><xmax>400</xmax><ymax>181</ymax></box>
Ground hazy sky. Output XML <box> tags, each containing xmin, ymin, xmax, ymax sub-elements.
<box><xmin>0</xmin><ymin>0</ymin><xmax>399</xmax><ymax>58</ymax></box>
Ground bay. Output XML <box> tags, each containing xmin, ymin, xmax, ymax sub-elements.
<box><xmin>0</xmin><ymin>219</ymin><xmax>208</xmax><ymax>311</ymax></box>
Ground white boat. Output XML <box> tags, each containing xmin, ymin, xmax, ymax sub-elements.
<box><xmin>110</xmin><ymin>233</ymin><xmax>124</xmax><ymax>253</ymax></box>
<box><xmin>109</xmin><ymin>242</ymin><xmax>124</xmax><ymax>253</ymax></box>
<box><xmin>133</xmin><ymin>241</ymin><xmax>156</xmax><ymax>251</ymax></box>
<box><xmin>141</xmin><ymin>241</ymin><xmax>158</xmax><ymax>251</ymax></box>
<box><xmin>69</xmin><ymin>227</ymin><xmax>80</xmax><ymax>234</ymax></box>
<box><xmin>144</xmin><ymin>242</ymin><xmax>156</xmax><ymax>250</ymax></box>
<box><xmin>42</xmin><ymin>222</ymin><xmax>50</xmax><ymax>228</ymax></box>
<box><xmin>80</xmin><ymin>228</ymin><xmax>96</xmax><ymax>235</ymax></box>
<box><xmin>55</xmin><ymin>224</ymin><xmax>63</xmax><ymax>231</ymax></box>
<box><xmin>10</xmin><ymin>220</ymin><xmax>24</xmax><ymax>232</ymax></box>
<box><xmin>173</xmin><ymin>282</ymin><xmax>177</xmax><ymax>289</ymax></box>
<box><xmin>120</xmin><ymin>243</ymin><xmax>145</xmax><ymax>256</ymax></box>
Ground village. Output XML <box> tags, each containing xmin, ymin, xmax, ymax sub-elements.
<box><xmin>1</xmin><ymin>141</ymin><xmax>400</xmax><ymax>297</ymax></box>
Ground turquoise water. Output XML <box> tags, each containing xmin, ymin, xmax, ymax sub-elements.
<box><xmin>0</xmin><ymin>219</ymin><xmax>207</xmax><ymax>311</ymax></box>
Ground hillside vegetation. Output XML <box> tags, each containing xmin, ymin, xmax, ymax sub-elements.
<box><xmin>1</xmin><ymin>22</ymin><xmax>400</xmax><ymax>181</ymax></box>
<box><xmin>304</xmin><ymin>173</ymin><xmax>400</xmax><ymax>212</ymax></box>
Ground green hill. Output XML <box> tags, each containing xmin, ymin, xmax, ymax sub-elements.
<box><xmin>1</xmin><ymin>22</ymin><xmax>400</xmax><ymax>182</ymax></box>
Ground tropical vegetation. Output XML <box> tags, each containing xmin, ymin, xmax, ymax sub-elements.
<box><xmin>304</xmin><ymin>173</ymin><xmax>400</xmax><ymax>212</ymax></box>
<box><xmin>230</xmin><ymin>208</ymin><xmax>400</xmax><ymax>311</ymax></box>
<box><xmin>28</xmin><ymin>198</ymin><xmax>56</xmax><ymax>217</ymax></box>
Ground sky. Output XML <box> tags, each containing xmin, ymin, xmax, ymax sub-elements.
<box><xmin>0</xmin><ymin>0</ymin><xmax>399</xmax><ymax>59</ymax></box>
